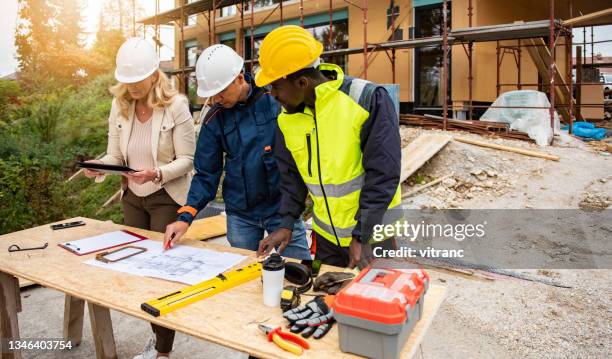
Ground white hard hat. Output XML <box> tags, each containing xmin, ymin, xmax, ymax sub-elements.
<box><xmin>115</xmin><ymin>38</ymin><xmax>159</xmax><ymax>84</ymax></box>
<box><xmin>196</xmin><ymin>44</ymin><xmax>244</xmax><ymax>98</ymax></box>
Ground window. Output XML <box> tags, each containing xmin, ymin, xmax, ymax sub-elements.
<box><xmin>221</xmin><ymin>5</ymin><xmax>237</xmax><ymax>18</ymax></box>
<box><xmin>387</xmin><ymin>1</ymin><xmax>402</xmax><ymax>41</ymax></box>
<box><xmin>308</xmin><ymin>20</ymin><xmax>349</xmax><ymax>72</ymax></box>
<box><xmin>186</xmin><ymin>46</ymin><xmax>198</xmax><ymax>67</ymax></box>
<box><xmin>220</xmin><ymin>38</ymin><xmax>237</xmax><ymax>51</ymax></box>
<box><xmin>186</xmin><ymin>14</ymin><xmax>197</xmax><ymax>26</ymax></box>
<box><xmin>244</xmin><ymin>19</ymin><xmax>349</xmax><ymax>72</ymax></box>
<box><xmin>185</xmin><ymin>45</ymin><xmax>199</xmax><ymax>103</ymax></box>
<box><xmin>184</xmin><ymin>0</ymin><xmax>198</xmax><ymax>26</ymax></box>
<box><xmin>187</xmin><ymin>72</ymin><xmax>198</xmax><ymax>105</ymax></box>
<box><xmin>414</xmin><ymin>3</ymin><xmax>451</xmax><ymax>109</ymax></box>
<box><xmin>243</xmin><ymin>0</ymin><xmax>287</xmax><ymax>12</ymax></box>
<box><xmin>244</xmin><ymin>36</ymin><xmax>265</xmax><ymax>61</ymax></box>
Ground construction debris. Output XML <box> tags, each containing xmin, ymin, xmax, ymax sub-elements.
<box><xmin>399</xmin><ymin>126</ymin><xmax>610</xmax><ymax>210</ymax></box>
<box><xmin>453</xmin><ymin>137</ymin><xmax>560</xmax><ymax>161</ymax></box>
<box><xmin>399</xmin><ymin>114</ymin><xmax>534</xmax><ymax>142</ymax></box>
<box><xmin>578</xmin><ymin>176</ymin><xmax>612</xmax><ymax>210</ymax></box>
<box><xmin>579</xmin><ymin>192</ymin><xmax>611</xmax><ymax>210</ymax></box>
<box><xmin>400</xmin><ymin>133</ymin><xmax>452</xmax><ymax>183</ymax></box>
<box><xmin>413</xmin><ymin>257</ymin><xmax>572</xmax><ymax>288</ymax></box>
<box><xmin>480</xmin><ymin>90</ymin><xmax>562</xmax><ymax>146</ymax></box>
<box><xmin>587</xmin><ymin>140</ymin><xmax>612</xmax><ymax>153</ymax></box>
<box><xmin>402</xmin><ymin>174</ymin><xmax>454</xmax><ymax>199</ymax></box>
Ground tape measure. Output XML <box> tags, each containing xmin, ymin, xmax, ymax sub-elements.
<box><xmin>141</xmin><ymin>262</ymin><xmax>262</xmax><ymax>317</ymax></box>
<box><xmin>281</xmin><ymin>286</ymin><xmax>301</xmax><ymax>312</ymax></box>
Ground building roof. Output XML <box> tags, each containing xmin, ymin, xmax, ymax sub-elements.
<box><xmin>574</xmin><ymin>56</ymin><xmax>612</xmax><ymax>73</ymax></box>
<box><xmin>1</xmin><ymin>72</ymin><xmax>18</xmax><ymax>80</ymax></box>
<box><xmin>139</xmin><ymin>0</ymin><xmax>243</xmax><ymax>25</ymax></box>
<box><xmin>139</xmin><ymin>1</ymin><xmax>612</xmax><ymax>27</ymax></box>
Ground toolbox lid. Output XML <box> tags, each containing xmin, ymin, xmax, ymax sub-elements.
<box><xmin>332</xmin><ymin>266</ymin><xmax>429</xmax><ymax>325</ymax></box>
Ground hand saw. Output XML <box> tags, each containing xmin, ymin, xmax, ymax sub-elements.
<box><xmin>141</xmin><ymin>261</ymin><xmax>262</xmax><ymax>317</ymax></box>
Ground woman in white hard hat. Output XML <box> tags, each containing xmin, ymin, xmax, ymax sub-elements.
<box><xmin>82</xmin><ymin>37</ymin><xmax>195</xmax><ymax>359</ymax></box>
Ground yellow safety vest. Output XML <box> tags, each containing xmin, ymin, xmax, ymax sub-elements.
<box><xmin>278</xmin><ymin>63</ymin><xmax>402</xmax><ymax>247</ymax></box>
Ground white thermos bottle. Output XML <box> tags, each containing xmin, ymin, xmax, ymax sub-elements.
<box><xmin>262</xmin><ymin>253</ymin><xmax>285</xmax><ymax>307</ymax></box>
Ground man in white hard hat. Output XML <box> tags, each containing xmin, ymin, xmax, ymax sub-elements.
<box><xmin>164</xmin><ymin>44</ymin><xmax>310</xmax><ymax>259</ymax></box>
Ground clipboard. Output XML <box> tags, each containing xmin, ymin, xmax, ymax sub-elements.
<box><xmin>58</xmin><ymin>230</ymin><xmax>147</xmax><ymax>256</ymax></box>
<box><xmin>77</xmin><ymin>161</ymin><xmax>136</xmax><ymax>175</ymax></box>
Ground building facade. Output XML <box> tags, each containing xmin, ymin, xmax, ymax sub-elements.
<box><xmin>153</xmin><ymin>0</ymin><xmax>610</xmax><ymax>119</ymax></box>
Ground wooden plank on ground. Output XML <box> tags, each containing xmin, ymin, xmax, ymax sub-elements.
<box><xmin>403</xmin><ymin>174</ymin><xmax>454</xmax><ymax>199</ymax></box>
<box><xmin>400</xmin><ymin>134</ymin><xmax>452</xmax><ymax>183</ymax></box>
<box><xmin>454</xmin><ymin>137</ymin><xmax>560</xmax><ymax>161</ymax></box>
<box><xmin>182</xmin><ymin>215</ymin><xmax>227</xmax><ymax>241</ymax></box>
<box><xmin>101</xmin><ymin>190</ymin><xmax>122</xmax><ymax>208</ymax></box>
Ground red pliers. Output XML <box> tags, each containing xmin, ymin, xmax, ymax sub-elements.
<box><xmin>258</xmin><ymin>324</ymin><xmax>310</xmax><ymax>356</ymax></box>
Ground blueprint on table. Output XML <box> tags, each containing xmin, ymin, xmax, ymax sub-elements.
<box><xmin>84</xmin><ymin>240</ymin><xmax>247</xmax><ymax>285</ymax></box>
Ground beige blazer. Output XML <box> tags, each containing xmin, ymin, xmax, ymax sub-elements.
<box><xmin>97</xmin><ymin>95</ymin><xmax>195</xmax><ymax>205</ymax></box>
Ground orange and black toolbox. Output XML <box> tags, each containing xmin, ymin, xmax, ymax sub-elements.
<box><xmin>332</xmin><ymin>261</ymin><xmax>429</xmax><ymax>359</ymax></box>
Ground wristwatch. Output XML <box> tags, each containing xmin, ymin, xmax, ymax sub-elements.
<box><xmin>153</xmin><ymin>168</ymin><xmax>162</xmax><ymax>184</ymax></box>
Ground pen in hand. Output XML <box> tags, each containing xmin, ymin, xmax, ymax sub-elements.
<box><xmin>163</xmin><ymin>233</ymin><xmax>175</xmax><ymax>252</ymax></box>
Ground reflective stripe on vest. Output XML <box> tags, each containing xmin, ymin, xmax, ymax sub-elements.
<box><xmin>313</xmin><ymin>212</ymin><xmax>354</xmax><ymax>238</ymax></box>
<box><xmin>305</xmin><ymin>173</ymin><xmax>365</xmax><ymax>198</ymax></box>
<box><xmin>313</xmin><ymin>201</ymin><xmax>404</xmax><ymax>242</ymax></box>
<box><xmin>278</xmin><ymin>63</ymin><xmax>402</xmax><ymax>247</ymax></box>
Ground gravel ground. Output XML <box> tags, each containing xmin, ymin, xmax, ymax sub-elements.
<box><xmin>402</xmin><ymin>127</ymin><xmax>611</xmax><ymax>358</ymax></box>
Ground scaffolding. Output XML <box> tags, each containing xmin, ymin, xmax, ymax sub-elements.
<box><xmin>139</xmin><ymin>0</ymin><xmax>612</xmax><ymax>141</ymax></box>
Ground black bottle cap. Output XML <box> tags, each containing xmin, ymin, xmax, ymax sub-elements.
<box><xmin>262</xmin><ymin>253</ymin><xmax>285</xmax><ymax>271</ymax></box>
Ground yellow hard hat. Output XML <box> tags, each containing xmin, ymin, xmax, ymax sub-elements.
<box><xmin>254</xmin><ymin>25</ymin><xmax>323</xmax><ymax>87</ymax></box>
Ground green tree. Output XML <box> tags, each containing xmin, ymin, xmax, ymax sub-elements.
<box><xmin>0</xmin><ymin>80</ymin><xmax>22</xmax><ymax>124</ymax></box>
<box><xmin>14</xmin><ymin>0</ymin><xmax>56</xmax><ymax>84</ymax></box>
<box><xmin>94</xmin><ymin>27</ymin><xmax>125</xmax><ymax>59</ymax></box>
<box><xmin>0</xmin><ymin>73</ymin><xmax>120</xmax><ymax>235</ymax></box>
<box><xmin>54</xmin><ymin>0</ymin><xmax>85</xmax><ymax>48</ymax></box>
<box><xmin>93</xmin><ymin>0</ymin><xmax>153</xmax><ymax>73</ymax></box>
<box><xmin>14</xmin><ymin>0</ymin><xmax>110</xmax><ymax>85</ymax></box>
<box><xmin>100</xmin><ymin>0</ymin><xmax>145</xmax><ymax>37</ymax></box>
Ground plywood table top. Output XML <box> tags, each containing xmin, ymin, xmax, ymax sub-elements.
<box><xmin>0</xmin><ymin>217</ymin><xmax>446</xmax><ymax>358</ymax></box>
<box><xmin>182</xmin><ymin>215</ymin><xmax>227</xmax><ymax>241</ymax></box>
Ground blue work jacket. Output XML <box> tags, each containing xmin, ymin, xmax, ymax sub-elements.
<box><xmin>178</xmin><ymin>73</ymin><xmax>281</xmax><ymax>224</ymax></box>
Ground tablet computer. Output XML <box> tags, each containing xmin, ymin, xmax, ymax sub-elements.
<box><xmin>77</xmin><ymin>161</ymin><xmax>136</xmax><ymax>175</ymax></box>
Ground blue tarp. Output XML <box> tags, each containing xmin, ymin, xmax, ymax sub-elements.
<box><xmin>563</xmin><ymin>122</ymin><xmax>607</xmax><ymax>140</ymax></box>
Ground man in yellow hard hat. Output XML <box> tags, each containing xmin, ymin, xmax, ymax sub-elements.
<box><xmin>255</xmin><ymin>25</ymin><xmax>402</xmax><ymax>268</ymax></box>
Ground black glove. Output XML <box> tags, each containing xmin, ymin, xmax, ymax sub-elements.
<box><xmin>313</xmin><ymin>271</ymin><xmax>355</xmax><ymax>294</ymax></box>
<box><xmin>283</xmin><ymin>296</ymin><xmax>335</xmax><ymax>339</ymax></box>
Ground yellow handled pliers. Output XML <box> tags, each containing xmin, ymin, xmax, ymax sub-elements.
<box><xmin>258</xmin><ymin>324</ymin><xmax>310</xmax><ymax>355</ymax></box>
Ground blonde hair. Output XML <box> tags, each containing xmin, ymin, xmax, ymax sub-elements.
<box><xmin>109</xmin><ymin>70</ymin><xmax>178</xmax><ymax>119</ymax></box>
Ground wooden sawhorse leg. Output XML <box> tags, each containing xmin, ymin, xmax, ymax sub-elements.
<box><xmin>0</xmin><ymin>272</ymin><xmax>21</xmax><ymax>359</ymax></box>
<box><xmin>87</xmin><ymin>302</ymin><xmax>117</xmax><ymax>359</ymax></box>
<box><xmin>63</xmin><ymin>295</ymin><xmax>85</xmax><ymax>347</ymax></box>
